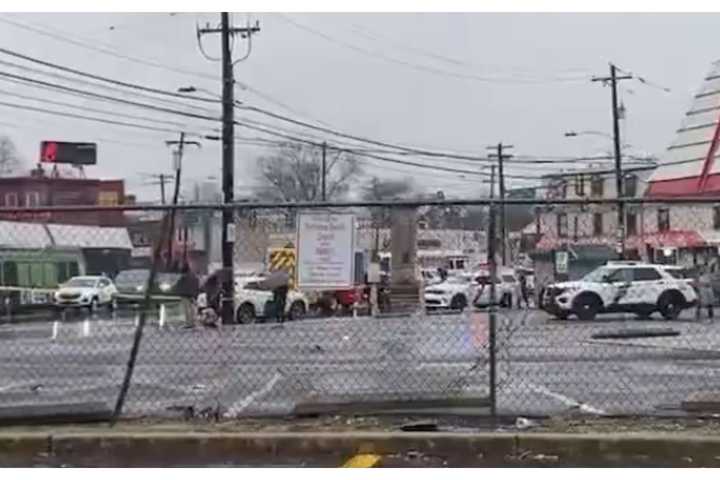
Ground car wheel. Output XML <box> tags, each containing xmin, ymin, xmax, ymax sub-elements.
<box><xmin>236</xmin><ymin>303</ymin><xmax>256</xmax><ymax>325</ymax></box>
<box><xmin>574</xmin><ymin>294</ymin><xmax>601</xmax><ymax>321</ymax></box>
<box><xmin>450</xmin><ymin>294</ymin><xmax>467</xmax><ymax>312</ymax></box>
<box><xmin>288</xmin><ymin>301</ymin><xmax>306</xmax><ymax>321</ymax></box>
<box><xmin>658</xmin><ymin>292</ymin><xmax>683</xmax><ymax>321</ymax></box>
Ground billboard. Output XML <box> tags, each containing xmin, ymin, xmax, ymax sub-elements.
<box><xmin>40</xmin><ymin>141</ymin><xmax>97</xmax><ymax>165</ymax></box>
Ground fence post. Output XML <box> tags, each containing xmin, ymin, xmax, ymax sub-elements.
<box><xmin>487</xmin><ymin>203</ymin><xmax>498</xmax><ymax>418</ymax></box>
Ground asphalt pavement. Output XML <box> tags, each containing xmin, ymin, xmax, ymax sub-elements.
<box><xmin>1</xmin><ymin>305</ymin><xmax>720</xmax><ymax>419</ymax></box>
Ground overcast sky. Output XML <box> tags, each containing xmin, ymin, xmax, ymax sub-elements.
<box><xmin>0</xmin><ymin>12</ymin><xmax>717</xmax><ymax>201</ymax></box>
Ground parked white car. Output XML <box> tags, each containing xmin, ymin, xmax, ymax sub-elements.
<box><xmin>233</xmin><ymin>276</ymin><xmax>309</xmax><ymax>324</ymax></box>
<box><xmin>424</xmin><ymin>270</ymin><xmax>516</xmax><ymax>311</ymax></box>
<box><xmin>541</xmin><ymin>261</ymin><xmax>698</xmax><ymax>321</ymax></box>
<box><xmin>54</xmin><ymin>276</ymin><xmax>118</xmax><ymax>310</ymax></box>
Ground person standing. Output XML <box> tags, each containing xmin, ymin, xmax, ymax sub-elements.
<box><xmin>273</xmin><ymin>283</ymin><xmax>289</xmax><ymax>324</ymax></box>
<box><xmin>178</xmin><ymin>264</ymin><xmax>200</xmax><ymax>328</ymax></box>
<box><xmin>697</xmin><ymin>266</ymin><xmax>715</xmax><ymax>320</ymax></box>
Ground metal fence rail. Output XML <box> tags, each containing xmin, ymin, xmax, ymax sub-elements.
<box><xmin>1</xmin><ymin>197</ymin><xmax>720</xmax><ymax>423</ymax></box>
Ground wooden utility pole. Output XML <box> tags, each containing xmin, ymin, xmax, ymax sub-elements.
<box><xmin>593</xmin><ymin>64</ymin><xmax>632</xmax><ymax>258</ymax></box>
<box><xmin>164</xmin><ymin>132</ymin><xmax>200</xmax><ymax>269</ymax></box>
<box><xmin>198</xmin><ymin>13</ymin><xmax>260</xmax><ymax>324</ymax></box>
<box><xmin>488</xmin><ymin>143</ymin><xmax>513</xmax><ymax>266</ymax></box>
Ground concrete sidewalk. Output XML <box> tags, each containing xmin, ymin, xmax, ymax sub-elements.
<box><xmin>3</xmin><ymin>427</ymin><xmax>720</xmax><ymax>466</ymax></box>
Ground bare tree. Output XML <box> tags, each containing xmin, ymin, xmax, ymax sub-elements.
<box><xmin>0</xmin><ymin>135</ymin><xmax>22</xmax><ymax>176</ymax></box>
<box><xmin>256</xmin><ymin>143</ymin><xmax>361</xmax><ymax>202</ymax></box>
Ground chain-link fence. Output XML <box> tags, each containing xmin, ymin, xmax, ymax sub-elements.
<box><xmin>2</xmin><ymin>198</ymin><xmax>720</xmax><ymax>423</ymax></box>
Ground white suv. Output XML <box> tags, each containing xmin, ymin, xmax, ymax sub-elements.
<box><xmin>541</xmin><ymin>261</ymin><xmax>698</xmax><ymax>321</ymax></box>
<box><xmin>54</xmin><ymin>276</ymin><xmax>118</xmax><ymax>311</ymax></box>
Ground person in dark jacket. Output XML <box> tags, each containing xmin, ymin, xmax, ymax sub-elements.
<box><xmin>177</xmin><ymin>264</ymin><xmax>200</xmax><ymax>328</ymax></box>
<box><xmin>273</xmin><ymin>284</ymin><xmax>289</xmax><ymax>323</ymax></box>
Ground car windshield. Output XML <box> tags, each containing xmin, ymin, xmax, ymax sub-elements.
<box><xmin>115</xmin><ymin>270</ymin><xmax>149</xmax><ymax>286</ymax></box>
<box><xmin>65</xmin><ymin>278</ymin><xmax>97</xmax><ymax>288</ymax></box>
<box><xmin>582</xmin><ymin>267</ymin><xmax>613</xmax><ymax>283</ymax></box>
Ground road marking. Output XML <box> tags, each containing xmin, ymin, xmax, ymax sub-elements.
<box><xmin>82</xmin><ymin>319</ymin><xmax>90</xmax><ymax>337</ymax></box>
<box><xmin>527</xmin><ymin>382</ymin><xmax>606</xmax><ymax>415</ymax></box>
<box><xmin>342</xmin><ymin>454</ymin><xmax>381</xmax><ymax>468</ymax></box>
<box><xmin>224</xmin><ymin>371</ymin><xmax>283</xmax><ymax>417</ymax></box>
<box><xmin>51</xmin><ymin>321</ymin><xmax>59</xmax><ymax>340</ymax></box>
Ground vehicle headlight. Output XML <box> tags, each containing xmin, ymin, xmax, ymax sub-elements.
<box><xmin>135</xmin><ymin>285</ymin><xmax>144</xmax><ymax>292</ymax></box>
<box><xmin>159</xmin><ymin>282</ymin><xmax>171</xmax><ymax>292</ymax></box>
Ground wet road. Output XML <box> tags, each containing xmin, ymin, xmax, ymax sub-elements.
<box><xmin>1</xmin><ymin>305</ymin><xmax>720</xmax><ymax>418</ymax></box>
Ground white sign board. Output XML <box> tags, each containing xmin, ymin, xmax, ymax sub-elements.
<box><xmin>297</xmin><ymin>213</ymin><xmax>355</xmax><ymax>289</ymax></box>
<box><xmin>555</xmin><ymin>251</ymin><xmax>569</xmax><ymax>275</ymax></box>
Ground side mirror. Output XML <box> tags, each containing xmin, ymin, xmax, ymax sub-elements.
<box><xmin>602</xmin><ymin>275</ymin><xmax>612</xmax><ymax>283</ymax></box>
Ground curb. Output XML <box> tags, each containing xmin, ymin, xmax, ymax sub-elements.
<box><xmin>2</xmin><ymin>431</ymin><xmax>720</xmax><ymax>466</ymax></box>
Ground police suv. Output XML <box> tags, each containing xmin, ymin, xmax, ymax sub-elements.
<box><xmin>541</xmin><ymin>261</ymin><xmax>698</xmax><ymax>321</ymax></box>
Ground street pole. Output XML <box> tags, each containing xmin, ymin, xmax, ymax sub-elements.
<box><xmin>489</xmin><ymin>165</ymin><xmax>496</xmax><ymax>199</ymax></box>
<box><xmin>488</xmin><ymin>143</ymin><xmax>513</xmax><ymax>266</ymax></box>
<box><xmin>165</xmin><ymin>132</ymin><xmax>200</xmax><ymax>270</ymax></box>
<box><xmin>198</xmin><ymin>13</ymin><xmax>260</xmax><ymax>325</ymax></box>
<box><xmin>321</xmin><ymin>141</ymin><xmax>327</xmax><ymax>201</ymax></box>
<box><xmin>160</xmin><ymin>173</ymin><xmax>166</xmax><ymax>205</ymax></box>
<box><xmin>593</xmin><ymin>64</ymin><xmax>632</xmax><ymax>259</ymax></box>
<box><xmin>486</xmin><ymin>203</ymin><xmax>498</xmax><ymax>418</ymax></box>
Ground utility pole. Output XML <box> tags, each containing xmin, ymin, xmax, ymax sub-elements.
<box><xmin>165</xmin><ymin>132</ymin><xmax>200</xmax><ymax>270</ymax></box>
<box><xmin>488</xmin><ymin>143</ymin><xmax>513</xmax><ymax>266</ymax></box>
<box><xmin>593</xmin><ymin>63</ymin><xmax>632</xmax><ymax>258</ymax></box>
<box><xmin>489</xmin><ymin>165</ymin><xmax>496</xmax><ymax>199</ymax></box>
<box><xmin>141</xmin><ymin>173</ymin><xmax>173</xmax><ymax>205</ymax></box>
<box><xmin>198</xmin><ymin>13</ymin><xmax>260</xmax><ymax>324</ymax></box>
<box><xmin>321</xmin><ymin>141</ymin><xmax>327</xmax><ymax>201</ymax></box>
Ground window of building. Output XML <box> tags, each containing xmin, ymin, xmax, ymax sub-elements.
<box><xmin>25</xmin><ymin>192</ymin><xmax>40</xmax><ymax>207</ymax></box>
<box><xmin>658</xmin><ymin>208</ymin><xmax>670</xmax><ymax>232</ymax></box>
<box><xmin>633</xmin><ymin>268</ymin><xmax>662</xmax><ymax>282</ymax></box>
<box><xmin>5</xmin><ymin>193</ymin><xmax>18</xmax><ymax>207</ymax></box>
<box><xmin>714</xmin><ymin>206</ymin><xmax>720</xmax><ymax>230</ymax></box>
<box><xmin>557</xmin><ymin>213</ymin><xmax>568</xmax><ymax>238</ymax></box>
<box><xmin>575</xmin><ymin>175</ymin><xmax>585</xmax><ymax>196</ymax></box>
<box><xmin>593</xmin><ymin>213</ymin><xmax>604</xmax><ymax>236</ymax></box>
<box><xmin>560</xmin><ymin>180</ymin><xmax>568</xmax><ymax>199</ymax></box>
<box><xmin>590</xmin><ymin>176</ymin><xmax>604</xmax><ymax>197</ymax></box>
<box><xmin>626</xmin><ymin>211</ymin><xmax>638</xmax><ymax>236</ymax></box>
<box><xmin>624</xmin><ymin>174</ymin><xmax>638</xmax><ymax>197</ymax></box>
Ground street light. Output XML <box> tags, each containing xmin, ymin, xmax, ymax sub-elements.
<box><xmin>177</xmin><ymin>86</ymin><xmax>220</xmax><ymax>98</ymax></box>
<box><xmin>564</xmin><ymin>130</ymin><xmax>613</xmax><ymax>139</ymax></box>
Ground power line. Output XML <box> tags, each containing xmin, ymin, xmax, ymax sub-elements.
<box><xmin>0</xmin><ymin>70</ymin><xmax>220</xmax><ymax>124</ymax></box>
<box><xmin>277</xmin><ymin>14</ymin><xmax>593</xmax><ymax>85</ymax></box>
<box><xmin>0</xmin><ymin>99</ymin><xmax>184</xmax><ymax>134</ymax></box>
<box><xmin>0</xmin><ymin>57</ymin><xmax>219</xmax><ymax>117</ymax></box>
<box><xmin>0</xmin><ymin>46</ymin><xmax>220</xmax><ymax>104</ymax></box>
<box><xmin>0</xmin><ymin>87</ymin><xmax>189</xmax><ymax>128</ymax></box>
<box><xmin>0</xmin><ymin>14</ymin><xmax>323</xmax><ymax>123</ymax></box>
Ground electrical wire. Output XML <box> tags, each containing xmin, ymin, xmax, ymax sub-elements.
<box><xmin>277</xmin><ymin>14</ymin><xmax>593</xmax><ymax>85</ymax></box>
<box><xmin>0</xmin><ymin>87</ymin><xmax>189</xmax><ymax>128</ymax></box>
<box><xmin>0</xmin><ymin>99</ymin><xmax>182</xmax><ymax>133</ymax></box>
<box><xmin>0</xmin><ymin>70</ymin><xmax>220</xmax><ymax>124</ymax></box>
<box><xmin>0</xmin><ymin>46</ymin><xmax>219</xmax><ymax>104</ymax></box>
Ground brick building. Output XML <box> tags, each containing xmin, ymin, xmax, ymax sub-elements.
<box><xmin>0</xmin><ymin>169</ymin><xmax>126</xmax><ymax>226</ymax></box>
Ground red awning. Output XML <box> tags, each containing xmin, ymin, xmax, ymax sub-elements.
<box><xmin>626</xmin><ymin>230</ymin><xmax>705</xmax><ymax>249</ymax></box>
